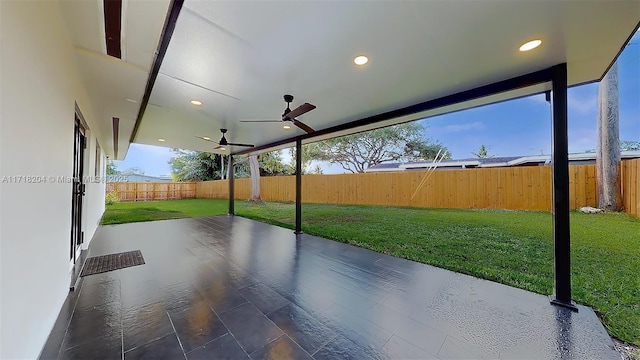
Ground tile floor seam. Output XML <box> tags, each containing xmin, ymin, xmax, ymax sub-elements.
<box><xmin>60</xmin><ymin>301</ymin><xmax>123</xmax><ymax>352</ymax></box>
<box><xmin>436</xmin><ymin>335</ymin><xmax>448</xmax><ymax>357</ymax></box>
<box><xmin>215</xmin><ymin>299</ymin><xmax>250</xmax><ymax>315</ymax></box>
<box><xmin>229</xmin><ymin>302</ymin><xmax>311</xmax><ymax>357</ymax></box>
<box><xmin>259</xmin><ymin>307</ymin><xmax>320</xmax><ymax>359</ymax></box>
<box><xmin>379</xmin><ymin>334</ymin><xmax>394</xmax><ymax>352</ymax></box>
<box><xmin>210</xmin><ymin>305</ymin><xmax>252</xmax><ymax>359</ymax></box>
<box><xmin>183</xmin><ymin>332</ymin><xmax>230</xmax><ymax>356</ymax></box>
<box><xmin>247</xmin><ymin>333</ymin><xmax>286</xmax><ymax>357</ymax></box>
<box><xmin>122</xmin><ymin>332</ymin><xmax>175</xmax><ymax>355</ymax></box>
<box><xmin>165</xmin><ymin>311</ymin><xmax>188</xmax><ymax>360</ymax></box>
<box><xmin>120</xmin><ymin>284</ymin><xmax>124</xmax><ymax>360</ymax></box>
<box><xmin>309</xmin><ymin>334</ymin><xmax>338</xmax><ymax>357</ymax></box>
<box><xmin>263</xmin><ymin>302</ymin><xmax>289</xmax><ymax>318</ymax></box>
<box><xmin>57</xmin><ymin>278</ymin><xmax>85</xmax><ymax>354</ymax></box>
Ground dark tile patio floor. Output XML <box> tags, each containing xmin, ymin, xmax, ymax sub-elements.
<box><xmin>40</xmin><ymin>216</ymin><xmax>618</xmax><ymax>359</ymax></box>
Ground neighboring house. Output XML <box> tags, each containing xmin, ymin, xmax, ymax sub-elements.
<box><xmin>108</xmin><ymin>174</ymin><xmax>173</xmax><ymax>182</ymax></box>
<box><xmin>366</xmin><ymin>151</ymin><xmax>640</xmax><ymax>172</ymax></box>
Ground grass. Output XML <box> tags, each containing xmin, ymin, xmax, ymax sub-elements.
<box><xmin>101</xmin><ymin>199</ymin><xmax>228</xmax><ymax>225</ymax></box>
<box><xmin>101</xmin><ymin>199</ymin><xmax>640</xmax><ymax>345</ymax></box>
<box><xmin>237</xmin><ymin>201</ymin><xmax>640</xmax><ymax>346</ymax></box>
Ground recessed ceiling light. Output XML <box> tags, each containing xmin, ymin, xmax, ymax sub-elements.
<box><xmin>283</xmin><ymin>124</ymin><xmax>291</xmax><ymax>130</ymax></box>
<box><xmin>354</xmin><ymin>55</ymin><xmax>368</xmax><ymax>65</ymax></box>
<box><xmin>190</xmin><ymin>100</ymin><xmax>203</xmax><ymax>106</ymax></box>
<box><xmin>203</xmin><ymin>136</ymin><xmax>210</xmax><ymax>140</ymax></box>
<box><xmin>158</xmin><ymin>138</ymin><xmax>166</xmax><ymax>142</ymax></box>
<box><xmin>125</xmin><ymin>98</ymin><xmax>137</xmax><ymax>103</ymax></box>
<box><xmin>519</xmin><ymin>39</ymin><xmax>542</xmax><ymax>52</ymax></box>
<box><xmin>219</xmin><ymin>147</ymin><xmax>226</xmax><ymax>151</ymax></box>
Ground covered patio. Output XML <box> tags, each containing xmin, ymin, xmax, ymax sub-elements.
<box><xmin>2</xmin><ymin>0</ymin><xmax>638</xmax><ymax>358</ymax></box>
<box><xmin>41</xmin><ymin>216</ymin><xmax>617</xmax><ymax>359</ymax></box>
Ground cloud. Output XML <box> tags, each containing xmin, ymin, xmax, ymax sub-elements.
<box><xmin>434</xmin><ymin>121</ymin><xmax>485</xmax><ymax>133</ymax></box>
<box><xmin>568</xmin><ymin>92</ymin><xmax>597</xmax><ymax>114</ymax></box>
<box><xmin>527</xmin><ymin>89</ymin><xmax>598</xmax><ymax>115</ymax></box>
<box><xmin>568</xmin><ymin>127</ymin><xmax>597</xmax><ymax>153</ymax></box>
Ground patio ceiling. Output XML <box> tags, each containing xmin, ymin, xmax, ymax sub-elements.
<box><xmin>58</xmin><ymin>0</ymin><xmax>171</xmax><ymax>159</ymax></box>
<box><xmin>62</xmin><ymin>1</ymin><xmax>639</xmax><ymax>159</ymax></box>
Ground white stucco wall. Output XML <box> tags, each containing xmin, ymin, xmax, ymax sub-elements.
<box><xmin>0</xmin><ymin>2</ymin><xmax>106</xmax><ymax>358</ymax></box>
<box><xmin>83</xmin><ymin>135</ymin><xmax>107</xmax><ymax>251</ymax></box>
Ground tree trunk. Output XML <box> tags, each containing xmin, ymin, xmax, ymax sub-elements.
<box><xmin>596</xmin><ymin>62</ymin><xmax>622</xmax><ymax>211</ymax></box>
<box><xmin>220</xmin><ymin>155</ymin><xmax>225</xmax><ymax>180</ymax></box>
<box><xmin>248</xmin><ymin>154</ymin><xmax>261</xmax><ymax>201</ymax></box>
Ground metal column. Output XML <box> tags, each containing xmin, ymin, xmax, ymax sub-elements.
<box><xmin>228</xmin><ymin>154</ymin><xmax>234</xmax><ymax>216</ymax></box>
<box><xmin>549</xmin><ymin>63</ymin><xmax>577</xmax><ymax>311</ymax></box>
<box><xmin>295</xmin><ymin>138</ymin><xmax>303</xmax><ymax>234</ymax></box>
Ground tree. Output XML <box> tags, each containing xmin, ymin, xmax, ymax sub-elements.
<box><xmin>169</xmin><ymin>149</ymin><xmax>223</xmax><ymax>181</ymax></box>
<box><xmin>245</xmin><ymin>150</ymin><xmax>293</xmax><ymax>201</ymax></box>
<box><xmin>596</xmin><ymin>61</ymin><xmax>622</xmax><ymax>211</ymax></box>
<box><xmin>309</xmin><ymin>164</ymin><xmax>323</xmax><ymax>175</ymax></box>
<box><xmin>248</xmin><ymin>155</ymin><xmax>261</xmax><ymax>201</ymax></box>
<box><xmin>471</xmin><ymin>145</ymin><xmax>494</xmax><ymax>158</ymax></box>
<box><xmin>287</xmin><ymin>145</ymin><xmax>317</xmax><ymax>174</ymax></box>
<box><xmin>106</xmin><ymin>161</ymin><xmax>120</xmax><ymax>175</ymax></box>
<box><xmin>258</xmin><ymin>151</ymin><xmax>293</xmax><ymax>176</ymax></box>
<box><xmin>620</xmin><ymin>140</ymin><xmax>640</xmax><ymax>151</ymax></box>
<box><xmin>306</xmin><ymin>122</ymin><xmax>448</xmax><ymax>173</ymax></box>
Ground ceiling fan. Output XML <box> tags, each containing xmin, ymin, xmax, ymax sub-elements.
<box><xmin>240</xmin><ymin>95</ymin><xmax>316</xmax><ymax>134</ymax></box>
<box><xmin>195</xmin><ymin>129</ymin><xmax>254</xmax><ymax>150</ymax></box>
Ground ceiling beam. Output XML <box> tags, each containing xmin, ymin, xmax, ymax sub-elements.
<box><xmin>129</xmin><ymin>0</ymin><xmax>185</xmax><ymax>144</ymax></box>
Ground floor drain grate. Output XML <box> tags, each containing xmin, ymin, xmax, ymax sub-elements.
<box><xmin>80</xmin><ymin>250</ymin><xmax>145</xmax><ymax>277</ymax></box>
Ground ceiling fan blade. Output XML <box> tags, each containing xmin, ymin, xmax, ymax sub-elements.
<box><xmin>293</xmin><ymin>119</ymin><xmax>314</xmax><ymax>134</ymax></box>
<box><xmin>227</xmin><ymin>142</ymin><xmax>255</xmax><ymax>148</ymax></box>
<box><xmin>240</xmin><ymin>120</ymin><xmax>282</xmax><ymax>123</ymax></box>
<box><xmin>195</xmin><ymin>135</ymin><xmax>220</xmax><ymax>144</ymax></box>
<box><xmin>286</xmin><ymin>103</ymin><xmax>316</xmax><ymax>119</ymax></box>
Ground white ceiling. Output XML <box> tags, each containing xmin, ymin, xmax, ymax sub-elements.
<box><xmin>63</xmin><ymin>0</ymin><xmax>639</xmax><ymax>158</ymax></box>
<box><xmin>59</xmin><ymin>0</ymin><xmax>170</xmax><ymax>159</ymax></box>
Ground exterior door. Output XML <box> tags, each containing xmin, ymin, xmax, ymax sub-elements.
<box><xmin>70</xmin><ymin>118</ymin><xmax>86</xmax><ymax>262</ymax></box>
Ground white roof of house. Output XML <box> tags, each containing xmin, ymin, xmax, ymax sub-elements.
<box><xmin>365</xmin><ymin>151</ymin><xmax>640</xmax><ymax>172</ymax></box>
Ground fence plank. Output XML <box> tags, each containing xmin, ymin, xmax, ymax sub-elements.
<box><xmin>622</xmin><ymin>159</ymin><xmax>639</xmax><ymax>217</ymax></box>
<box><xmin>109</xmin><ymin>162</ymin><xmax>638</xmax><ymax>217</ymax></box>
<box><xmin>106</xmin><ymin>182</ymin><xmax>197</xmax><ymax>201</ymax></box>
<box><xmin>190</xmin><ymin>164</ymin><xmax>604</xmax><ymax>212</ymax></box>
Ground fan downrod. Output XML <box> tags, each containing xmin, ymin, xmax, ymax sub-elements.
<box><xmin>283</xmin><ymin>95</ymin><xmax>294</xmax><ymax>117</ymax></box>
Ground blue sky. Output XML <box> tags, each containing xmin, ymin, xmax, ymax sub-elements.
<box><xmin>116</xmin><ymin>33</ymin><xmax>639</xmax><ymax>175</ymax></box>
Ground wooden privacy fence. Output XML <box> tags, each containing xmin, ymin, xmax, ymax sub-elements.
<box><xmin>107</xmin><ymin>160</ymin><xmax>637</xmax><ymax>216</ymax></box>
<box><xmin>622</xmin><ymin>158</ymin><xmax>639</xmax><ymax>217</ymax></box>
<box><xmin>106</xmin><ymin>182</ymin><xmax>196</xmax><ymax>201</ymax></box>
<box><xmin>196</xmin><ymin>164</ymin><xmax>604</xmax><ymax>212</ymax></box>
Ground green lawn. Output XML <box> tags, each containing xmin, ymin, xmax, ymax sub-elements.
<box><xmin>101</xmin><ymin>199</ymin><xmax>229</xmax><ymax>224</ymax></box>
<box><xmin>102</xmin><ymin>199</ymin><xmax>640</xmax><ymax>345</ymax></box>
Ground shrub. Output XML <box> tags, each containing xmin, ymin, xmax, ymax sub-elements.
<box><xmin>105</xmin><ymin>191</ymin><xmax>119</xmax><ymax>205</ymax></box>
